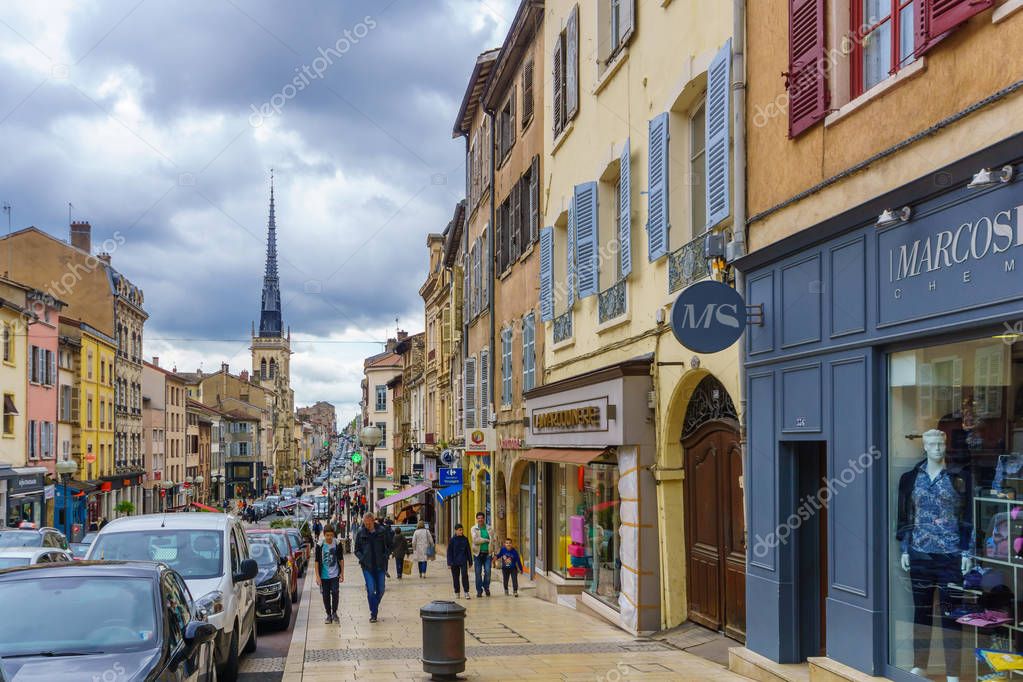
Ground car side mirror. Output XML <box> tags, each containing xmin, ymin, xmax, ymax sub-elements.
<box><xmin>233</xmin><ymin>558</ymin><xmax>258</xmax><ymax>583</ymax></box>
<box><xmin>184</xmin><ymin>620</ymin><xmax>217</xmax><ymax>647</ymax></box>
<box><xmin>280</xmin><ymin>556</ymin><xmax>289</xmax><ymax>567</ymax></box>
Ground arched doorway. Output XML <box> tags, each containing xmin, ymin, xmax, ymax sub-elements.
<box><xmin>682</xmin><ymin>375</ymin><xmax>745</xmax><ymax>641</ymax></box>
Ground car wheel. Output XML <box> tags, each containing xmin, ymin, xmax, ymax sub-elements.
<box><xmin>243</xmin><ymin>613</ymin><xmax>257</xmax><ymax>654</ymax></box>
<box><xmin>278</xmin><ymin>599</ymin><xmax>292</xmax><ymax>631</ymax></box>
<box><xmin>219</xmin><ymin>629</ymin><xmax>239</xmax><ymax>682</ymax></box>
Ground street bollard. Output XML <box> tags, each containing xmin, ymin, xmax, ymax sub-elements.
<box><xmin>420</xmin><ymin>600</ymin><xmax>466</xmax><ymax>680</ymax></box>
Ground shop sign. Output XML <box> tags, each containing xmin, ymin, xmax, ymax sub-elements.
<box><xmin>880</xmin><ymin>189</ymin><xmax>1023</xmax><ymax>325</ymax></box>
<box><xmin>439</xmin><ymin>468</ymin><xmax>462</xmax><ymax>486</ymax></box>
<box><xmin>12</xmin><ymin>475</ymin><xmax>43</xmax><ymax>493</ymax></box>
<box><xmin>531</xmin><ymin>398</ymin><xmax>608</xmax><ymax>435</ymax></box>
<box><xmin>400</xmin><ymin>474</ymin><xmax>410</xmax><ymax>486</ymax></box>
<box><xmin>670</xmin><ymin>280</ymin><xmax>746</xmax><ymax>353</ymax></box>
<box><xmin>500</xmin><ymin>437</ymin><xmax>526</xmax><ymax>449</ymax></box>
<box><xmin>85</xmin><ymin>452</ymin><xmax>97</xmax><ymax>464</ymax></box>
<box><xmin>465</xmin><ymin>428</ymin><xmax>496</xmax><ymax>455</ymax></box>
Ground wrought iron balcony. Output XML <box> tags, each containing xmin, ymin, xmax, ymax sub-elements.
<box><xmin>668</xmin><ymin>235</ymin><xmax>709</xmax><ymax>294</ymax></box>
<box><xmin>553</xmin><ymin>310</ymin><xmax>573</xmax><ymax>344</ymax></box>
<box><xmin>598</xmin><ymin>279</ymin><xmax>627</xmax><ymax>323</ymax></box>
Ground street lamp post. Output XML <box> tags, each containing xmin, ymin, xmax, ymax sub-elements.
<box><xmin>359</xmin><ymin>424</ymin><xmax>382</xmax><ymax>512</ymax></box>
<box><xmin>56</xmin><ymin>456</ymin><xmax>78</xmax><ymax>540</ymax></box>
<box><xmin>195</xmin><ymin>475</ymin><xmax>205</xmax><ymax>503</ymax></box>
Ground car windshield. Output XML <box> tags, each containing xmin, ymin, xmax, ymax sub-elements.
<box><xmin>0</xmin><ymin>557</ymin><xmax>30</xmax><ymax>568</ymax></box>
<box><xmin>248</xmin><ymin>542</ymin><xmax>278</xmax><ymax>569</ymax></box>
<box><xmin>0</xmin><ymin>576</ymin><xmax>158</xmax><ymax>656</ymax></box>
<box><xmin>249</xmin><ymin>533</ymin><xmax>287</xmax><ymax>557</ymax></box>
<box><xmin>90</xmin><ymin>530</ymin><xmax>223</xmax><ymax>579</ymax></box>
<box><xmin>0</xmin><ymin>531</ymin><xmax>40</xmax><ymax>548</ymax></box>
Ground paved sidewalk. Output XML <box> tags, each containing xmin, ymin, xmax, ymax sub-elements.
<box><xmin>282</xmin><ymin>557</ymin><xmax>748</xmax><ymax>681</ymax></box>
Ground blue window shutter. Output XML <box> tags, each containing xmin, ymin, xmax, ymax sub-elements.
<box><xmin>646</xmin><ymin>112</ymin><xmax>669</xmax><ymax>261</ymax></box>
<box><xmin>567</xmin><ymin>198</ymin><xmax>576</xmax><ymax>307</ymax></box>
<box><xmin>574</xmin><ymin>181</ymin><xmax>598</xmax><ymax>298</ymax></box>
<box><xmin>705</xmin><ymin>39</ymin><xmax>731</xmax><ymax>229</ymax></box>
<box><xmin>539</xmin><ymin>226</ymin><xmax>554</xmax><ymax>321</ymax></box>
<box><xmin>619</xmin><ymin>138</ymin><xmax>632</xmax><ymax>277</ymax></box>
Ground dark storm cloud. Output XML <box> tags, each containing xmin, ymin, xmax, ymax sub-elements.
<box><xmin>0</xmin><ymin>0</ymin><xmax>512</xmax><ymax>405</ymax></box>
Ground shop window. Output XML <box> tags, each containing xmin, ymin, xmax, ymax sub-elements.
<box><xmin>888</xmin><ymin>336</ymin><xmax>1023</xmax><ymax>679</ymax></box>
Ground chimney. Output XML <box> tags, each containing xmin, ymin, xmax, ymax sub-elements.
<box><xmin>397</xmin><ymin>330</ymin><xmax>409</xmax><ymax>342</ymax></box>
<box><xmin>97</xmin><ymin>253</ymin><xmax>111</xmax><ymax>264</ymax></box>
<box><xmin>152</xmin><ymin>356</ymin><xmax>159</xmax><ymax>367</ymax></box>
<box><xmin>386</xmin><ymin>337</ymin><xmax>398</xmax><ymax>353</ymax></box>
<box><xmin>69</xmin><ymin>221</ymin><xmax>91</xmax><ymax>253</ymax></box>
<box><xmin>221</xmin><ymin>362</ymin><xmax>229</xmax><ymax>374</ymax></box>
<box><xmin>240</xmin><ymin>370</ymin><xmax>249</xmax><ymax>382</ymax></box>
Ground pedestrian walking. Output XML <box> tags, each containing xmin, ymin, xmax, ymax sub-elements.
<box><xmin>410</xmin><ymin>521</ymin><xmax>434</xmax><ymax>578</ymax></box>
<box><xmin>391</xmin><ymin>526</ymin><xmax>409</xmax><ymax>579</ymax></box>
<box><xmin>446</xmin><ymin>524</ymin><xmax>472</xmax><ymax>599</ymax></box>
<box><xmin>470</xmin><ymin>512</ymin><xmax>494</xmax><ymax>597</ymax></box>
<box><xmin>495</xmin><ymin>538</ymin><xmax>524</xmax><ymax>597</ymax></box>
<box><xmin>314</xmin><ymin>525</ymin><xmax>344</xmax><ymax>624</ymax></box>
<box><xmin>312</xmin><ymin>518</ymin><xmax>323</xmax><ymax>542</ymax></box>
<box><xmin>353</xmin><ymin>512</ymin><xmax>391</xmax><ymax>623</ymax></box>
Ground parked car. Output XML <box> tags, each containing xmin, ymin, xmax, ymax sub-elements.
<box><xmin>0</xmin><ymin>547</ymin><xmax>74</xmax><ymax>568</ymax></box>
<box><xmin>264</xmin><ymin>496</ymin><xmax>280</xmax><ymax>513</ymax></box>
<box><xmin>86</xmin><ymin>513</ymin><xmax>258</xmax><ymax>682</ymax></box>
<box><xmin>245</xmin><ymin>530</ymin><xmax>299</xmax><ymax>602</ymax></box>
<box><xmin>248</xmin><ymin>540</ymin><xmax>293</xmax><ymax>630</ymax></box>
<box><xmin>0</xmin><ymin>561</ymin><xmax>217</xmax><ymax>681</ymax></box>
<box><xmin>285</xmin><ymin>529</ymin><xmax>309</xmax><ymax>571</ymax></box>
<box><xmin>0</xmin><ymin>527</ymin><xmax>68</xmax><ymax>550</ymax></box>
<box><xmin>68</xmin><ymin>543</ymin><xmax>90</xmax><ymax>561</ymax></box>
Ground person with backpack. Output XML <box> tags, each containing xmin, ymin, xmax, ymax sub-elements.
<box><xmin>446</xmin><ymin>524</ymin><xmax>472</xmax><ymax>599</ymax></box>
<box><xmin>314</xmin><ymin>525</ymin><xmax>344</xmax><ymax>624</ymax></box>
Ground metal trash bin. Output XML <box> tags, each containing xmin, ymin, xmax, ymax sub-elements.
<box><xmin>420</xmin><ymin>600</ymin><xmax>466</xmax><ymax>680</ymax></box>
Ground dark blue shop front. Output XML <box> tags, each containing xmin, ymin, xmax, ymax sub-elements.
<box><xmin>739</xmin><ymin>140</ymin><xmax>1023</xmax><ymax>681</ymax></box>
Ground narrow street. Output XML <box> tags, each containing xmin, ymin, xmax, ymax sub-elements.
<box><xmin>275</xmin><ymin>551</ymin><xmax>744</xmax><ymax>681</ymax></box>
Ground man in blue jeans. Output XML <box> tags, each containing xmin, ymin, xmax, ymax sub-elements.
<box><xmin>469</xmin><ymin>512</ymin><xmax>494</xmax><ymax>597</ymax></box>
<box><xmin>354</xmin><ymin>512</ymin><xmax>391</xmax><ymax>622</ymax></box>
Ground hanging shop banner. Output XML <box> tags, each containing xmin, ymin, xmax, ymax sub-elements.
<box><xmin>670</xmin><ymin>279</ymin><xmax>746</xmax><ymax>353</ymax></box>
<box><xmin>465</xmin><ymin>428</ymin><xmax>496</xmax><ymax>455</ymax></box>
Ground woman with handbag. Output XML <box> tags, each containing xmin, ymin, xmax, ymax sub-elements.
<box><xmin>410</xmin><ymin>521</ymin><xmax>434</xmax><ymax>578</ymax></box>
<box><xmin>391</xmin><ymin>526</ymin><xmax>410</xmax><ymax>580</ymax></box>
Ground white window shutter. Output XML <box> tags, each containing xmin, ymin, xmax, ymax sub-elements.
<box><xmin>619</xmin><ymin>138</ymin><xmax>632</xmax><ymax>277</ymax></box>
<box><xmin>646</xmin><ymin>112</ymin><xmax>670</xmax><ymax>261</ymax></box>
<box><xmin>574</xmin><ymin>181</ymin><xmax>599</xmax><ymax>297</ymax></box>
<box><xmin>705</xmin><ymin>39</ymin><xmax>731</xmax><ymax>229</ymax></box>
<box><xmin>539</xmin><ymin>226</ymin><xmax>554</xmax><ymax>322</ymax></box>
<box><xmin>620</xmin><ymin>0</ymin><xmax>635</xmax><ymax>44</ymax></box>
<box><xmin>566</xmin><ymin>4</ymin><xmax>579</xmax><ymax>120</ymax></box>
<box><xmin>464</xmin><ymin>357</ymin><xmax>477</xmax><ymax>430</ymax></box>
<box><xmin>479</xmin><ymin>348</ymin><xmax>490</xmax><ymax>427</ymax></box>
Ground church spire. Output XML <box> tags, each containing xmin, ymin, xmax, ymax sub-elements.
<box><xmin>258</xmin><ymin>169</ymin><xmax>283</xmax><ymax>338</ymax></box>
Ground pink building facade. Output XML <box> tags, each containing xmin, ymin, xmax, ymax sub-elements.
<box><xmin>25</xmin><ymin>290</ymin><xmax>64</xmax><ymax>479</ymax></box>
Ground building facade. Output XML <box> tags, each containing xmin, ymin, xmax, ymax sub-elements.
<box><xmin>734</xmin><ymin>0</ymin><xmax>1023</xmax><ymax>679</ymax></box>
<box><xmin>362</xmin><ymin>341</ymin><xmax>403</xmax><ymax>506</ymax></box>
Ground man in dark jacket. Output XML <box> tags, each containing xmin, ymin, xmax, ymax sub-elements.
<box><xmin>354</xmin><ymin>513</ymin><xmax>391</xmax><ymax>622</ymax></box>
<box><xmin>446</xmin><ymin>524</ymin><xmax>472</xmax><ymax>599</ymax></box>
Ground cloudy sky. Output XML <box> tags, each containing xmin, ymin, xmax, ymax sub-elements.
<box><xmin>0</xmin><ymin>0</ymin><xmax>514</xmax><ymax>426</ymax></box>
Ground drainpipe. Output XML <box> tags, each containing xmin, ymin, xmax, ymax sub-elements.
<box><xmin>729</xmin><ymin>0</ymin><xmax>750</xmax><ymax>536</ymax></box>
<box><xmin>486</xmin><ymin>107</ymin><xmax>497</xmax><ymax>531</ymax></box>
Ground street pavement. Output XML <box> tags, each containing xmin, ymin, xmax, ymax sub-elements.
<box><xmin>277</xmin><ymin>549</ymin><xmax>748</xmax><ymax>681</ymax></box>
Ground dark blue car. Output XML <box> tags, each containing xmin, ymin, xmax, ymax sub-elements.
<box><xmin>0</xmin><ymin>561</ymin><xmax>217</xmax><ymax>681</ymax></box>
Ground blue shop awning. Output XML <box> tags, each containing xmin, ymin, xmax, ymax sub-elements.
<box><xmin>436</xmin><ymin>484</ymin><xmax>463</xmax><ymax>503</ymax></box>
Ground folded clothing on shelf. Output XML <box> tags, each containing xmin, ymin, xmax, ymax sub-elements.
<box><xmin>957</xmin><ymin>610</ymin><xmax>1013</xmax><ymax>627</ymax></box>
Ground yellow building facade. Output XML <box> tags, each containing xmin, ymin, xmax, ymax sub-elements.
<box><xmin>534</xmin><ymin>0</ymin><xmax>743</xmax><ymax>635</ymax></box>
<box><xmin>77</xmin><ymin>324</ymin><xmax>116</xmax><ymax>485</ymax></box>
<box><xmin>0</xmin><ymin>278</ymin><xmax>29</xmax><ymax>469</ymax></box>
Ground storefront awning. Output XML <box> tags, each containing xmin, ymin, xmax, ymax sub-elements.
<box><xmin>436</xmin><ymin>484</ymin><xmax>462</xmax><ymax>503</ymax></box>
<box><xmin>190</xmin><ymin>502</ymin><xmax>220</xmax><ymax>513</ymax></box>
<box><xmin>374</xmin><ymin>482</ymin><xmax>432</xmax><ymax>510</ymax></box>
<box><xmin>520</xmin><ymin>447</ymin><xmax>609</xmax><ymax>465</ymax></box>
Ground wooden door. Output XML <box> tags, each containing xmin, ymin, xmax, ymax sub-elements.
<box><xmin>683</xmin><ymin>420</ymin><xmax>746</xmax><ymax>641</ymax></box>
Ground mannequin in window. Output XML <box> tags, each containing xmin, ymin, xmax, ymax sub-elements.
<box><xmin>896</xmin><ymin>429</ymin><xmax>973</xmax><ymax>682</ymax></box>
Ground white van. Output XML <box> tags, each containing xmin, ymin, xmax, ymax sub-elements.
<box><xmin>87</xmin><ymin>512</ymin><xmax>258</xmax><ymax>682</ymax></box>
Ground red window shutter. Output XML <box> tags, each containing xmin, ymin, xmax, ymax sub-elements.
<box><xmin>917</xmin><ymin>0</ymin><xmax>993</xmax><ymax>55</ymax></box>
<box><xmin>787</xmin><ymin>0</ymin><xmax>828</xmax><ymax>138</ymax></box>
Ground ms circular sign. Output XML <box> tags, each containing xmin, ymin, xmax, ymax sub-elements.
<box><xmin>670</xmin><ymin>280</ymin><xmax>746</xmax><ymax>353</ymax></box>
